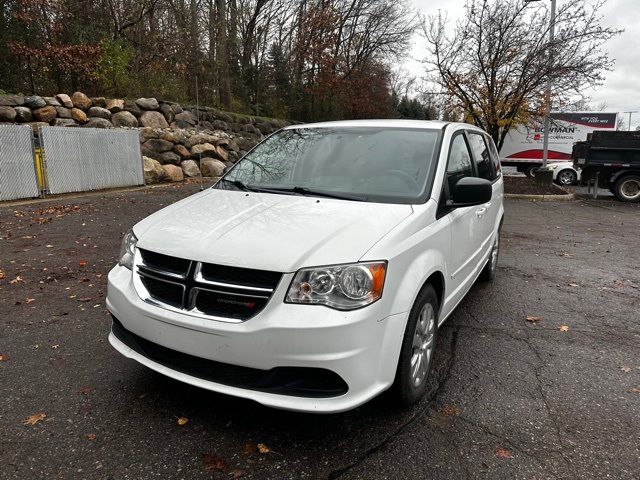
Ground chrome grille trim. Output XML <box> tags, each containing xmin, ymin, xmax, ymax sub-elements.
<box><xmin>132</xmin><ymin>249</ymin><xmax>280</xmax><ymax>323</ymax></box>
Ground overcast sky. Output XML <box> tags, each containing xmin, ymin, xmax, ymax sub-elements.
<box><xmin>406</xmin><ymin>0</ymin><xmax>640</xmax><ymax>129</ymax></box>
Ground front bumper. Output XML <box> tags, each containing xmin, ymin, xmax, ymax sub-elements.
<box><xmin>106</xmin><ymin>265</ymin><xmax>408</xmax><ymax>413</ymax></box>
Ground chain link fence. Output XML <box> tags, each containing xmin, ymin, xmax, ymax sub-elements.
<box><xmin>40</xmin><ymin>127</ymin><xmax>143</xmax><ymax>195</ymax></box>
<box><xmin>0</xmin><ymin>125</ymin><xmax>40</xmax><ymax>201</ymax></box>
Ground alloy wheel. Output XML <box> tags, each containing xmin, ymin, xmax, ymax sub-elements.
<box><xmin>411</xmin><ymin>303</ymin><xmax>436</xmax><ymax>387</ymax></box>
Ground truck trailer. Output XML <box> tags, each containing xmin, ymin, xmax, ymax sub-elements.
<box><xmin>500</xmin><ymin>112</ymin><xmax>618</xmax><ymax>177</ymax></box>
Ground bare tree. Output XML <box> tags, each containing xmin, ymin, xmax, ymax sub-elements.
<box><xmin>422</xmin><ymin>0</ymin><xmax>622</xmax><ymax>149</ymax></box>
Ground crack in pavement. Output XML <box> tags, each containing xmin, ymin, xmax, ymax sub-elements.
<box><xmin>326</xmin><ymin>328</ymin><xmax>460</xmax><ymax>480</ymax></box>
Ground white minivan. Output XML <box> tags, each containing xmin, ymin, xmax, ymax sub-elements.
<box><xmin>107</xmin><ymin>120</ymin><xmax>504</xmax><ymax>413</ymax></box>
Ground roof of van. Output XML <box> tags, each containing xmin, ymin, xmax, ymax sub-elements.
<box><xmin>283</xmin><ymin>119</ymin><xmax>451</xmax><ymax>130</ymax></box>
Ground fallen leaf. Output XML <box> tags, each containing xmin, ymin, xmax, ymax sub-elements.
<box><xmin>78</xmin><ymin>386</ymin><xmax>93</xmax><ymax>395</ymax></box>
<box><xmin>25</xmin><ymin>298</ymin><xmax>35</xmax><ymax>304</ymax></box>
<box><xmin>177</xmin><ymin>417</ymin><xmax>189</xmax><ymax>426</ymax></box>
<box><xmin>230</xmin><ymin>469</ymin><xmax>245</xmax><ymax>479</ymax></box>
<box><xmin>242</xmin><ymin>443</ymin><xmax>256</xmax><ymax>454</ymax></box>
<box><xmin>629</xmin><ymin>387</ymin><xmax>640</xmax><ymax>394</ymax></box>
<box><xmin>78</xmin><ymin>297</ymin><xmax>92</xmax><ymax>302</ymax></box>
<box><xmin>23</xmin><ymin>412</ymin><xmax>46</xmax><ymax>426</ymax></box>
<box><xmin>621</xmin><ymin>366</ymin><xmax>632</xmax><ymax>373</ymax></box>
<box><xmin>0</xmin><ymin>270</ymin><xmax>5</xmax><ymax>280</ymax></box>
<box><xmin>10</xmin><ymin>275</ymin><xmax>24</xmax><ymax>284</ymax></box>
<box><xmin>87</xmin><ymin>433</ymin><xmax>97</xmax><ymax>441</ymax></box>
<box><xmin>79</xmin><ymin>260</ymin><xmax>88</xmax><ymax>267</ymax></box>
<box><xmin>257</xmin><ymin>443</ymin><xmax>270</xmax><ymax>454</ymax></box>
<box><xmin>0</xmin><ymin>354</ymin><xmax>8</xmax><ymax>361</ymax></box>
<box><xmin>560</xmin><ymin>252</ymin><xmax>573</xmax><ymax>257</ymax></box>
<box><xmin>568</xmin><ymin>283</ymin><xmax>579</xmax><ymax>287</ymax></box>
<box><xmin>202</xmin><ymin>453</ymin><xmax>227</xmax><ymax>472</ymax></box>
<box><xmin>51</xmin><ymin>344</ymin><xmax>60</xmax><ymax>349</ymax></box>
<box><xmin>495</xmin><ymin>446</ymin><xmax>513</xmax><ymax>459</ymax></box>
<box><xmin>525</xmin><ymin>316</ymin><xmax>543</xmax><ymax>323</ymax></box>
<box><xmin>46</xmin><ymin>244</ymin><xmax>53</xmax><ymax>248</ymax></box>
<box><xmin>559</xmin><ymin>325</ymin><xmax>569</xmax><ymax>332</ymax></box>
<box><xmin>441</xmin><ymin>405</ymin><xmax>461</xmax><ymax>417</ymax></box>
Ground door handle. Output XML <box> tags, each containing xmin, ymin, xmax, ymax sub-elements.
<box><xmin>475</xmin><ymin>207</ymin><xmax>487</xmax><ymax>218</ymax></box>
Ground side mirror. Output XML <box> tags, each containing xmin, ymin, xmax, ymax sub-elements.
<box><xmin>449</xmin><ymin>177</ymin><xmax>492</xmax><ymax>208</ymax></box>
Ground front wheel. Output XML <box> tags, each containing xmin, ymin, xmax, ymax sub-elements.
<box><xmin>524</xmin><ymin>165</ymin><xmax>539</xmax><ymax>178</ymax></box>
<box><xmin>479</xmin><ymin>228</ymin><xmax>500</xmax><ymax>281</ymax></box>
<box><xmin>614</xmin><ymin>175</ymin><xmax>640</xmax><ymax>203</ymax></box>
<box><xmin>391</xmin><ymin>285</ymin><xmax>439</xmax><ymax>406</ymax></box>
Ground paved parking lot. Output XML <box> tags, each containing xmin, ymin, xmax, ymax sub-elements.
<box><xmin>1</xmin><ymin>185</ymin><xmax>639</xmax><ymax>479</ymax></box>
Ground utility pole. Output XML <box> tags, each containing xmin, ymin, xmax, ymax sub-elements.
<box><xmin>623</xmin><ymin>111</ymin><xmax>637</xmax><ymax>131</ymax></box>
<box><xmin>526</xmin><ymin>0</ymin><xmax>556</xmax><ymax>168</ymax></box>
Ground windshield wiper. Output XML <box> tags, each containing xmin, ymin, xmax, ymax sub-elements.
<box><xmin>264</xmin><ymin>186</ymin><xmax>367</xmax><ymax>202</ymax></box>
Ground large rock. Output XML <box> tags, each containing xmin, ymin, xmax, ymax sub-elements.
<box><xmin>143</xmin><ymin>138</ymin><xmax>174</xmax><ymax>153</ymax></box>
<box><xmin>71</xmin><ymin>91</ymin><xmax>92</xmax><ymax>109</ymax></box>
<box><xmin>0</xmin><ymin>106</ymin><xmax>16</xmax><ymax>122</ymax></box>
<box><xmin>139</xmin><ymin>127</ymin><xmax>157</xmax><ymax>143</ymax></box>
<box><xmin>106</xmin><ymin>99</ymin><xmax>124</xmax><ymax>113</ymax></box>
<box><xmin>24</xmin><ymin>95</ymin><xmax>46</xmax><ymax>109</ymax></box>
<box><xmin>54</xmin><ymin>118</ymin><xmax>77</xmax><ymax>127</ymax></box>
<box><xmin>200</xmin><ymin>158</ymin><xmax>226</xmax><ymax>177</ymax></box>
<box><xmin>136</xmin><ymin>97</ymin><xmax>159</xmax><ymax>110</ymax></box>
<box><xmin>213</xmin><ymin>145</ymin><xmax>229</xmax><ymax>162</ymax></box>
<box><xmin>159</xmin><ymin>103</ymin><xmax>174</xmax><ymax>123</ymax></box>
<box><xmin>160</xmin><ymin>131</ymin><xmax>183</xmax><ymax>144</ymax></box>
<box><xmin>162</xmin><ymin>164</ymin><xmax>184</xmax><ymax>182</ymax></box>
<box><xmin>111</xmin><ymin>110</ymin><xmax>138</xmax><ymax>127</ymax></box>
<box><xmin>143</xmin><ymin>156</ymin><xmax>165</xmax><ymax>184</ymax></box>
<box><xmin>0</xmin><ymin>94</ymin><xmax>24</xmax><ymax>106</ymax></box>
<box><xmin>124</xmin><ymin>99</ymin><xmax>141</xmax><ymax>116</ymax></box>
<box><xmin>170</xmin><ymin>120</ymin><xmax>192</xmax><ymax>129</ymax></box>
<box><xmin>91</xmin><ymin>97</ymin><xmax>107</xmax><ymax>108</ymax></box>
<box><xmin>186</xmin><ymin>133</ymin><xmax>219</xmax><ymax>148</ymax></box>
<box><xmin>180</xmin><ymin>159</ymin><xmax>201</xmax><ymax>177</ymax></box>
<box><xmin>190</xmin><ymin>143</ymin><xmax>218</xmax><ymax>156</ymax></box>
<box><xmin>14</xmin><ymin>106</ymin><xmax>32</xmax><ymax>122</ymax></box>
<box><xmin>55</xmin><ymin>94</ymin><xmax>73</xmax><ymax>108</ymax></box>
<box><xmin>87</xmin><ymin>106</ymin><xmax>111</xmax><ymax>119</ymax></box>
<box><xmin>55</xmin><ymin>106</ymin><xmax>72</xmax><ymax>118</ymax></box>
<box><xmin>85</xmin><ymin>117</ymin><xmax>113</xmax><ymax>128</ymax></box>
<box><xmin>33</xmin><ymin>106</ymin><xmax>57</xmax><ymax>123</ymax></box>
<box><xmin>43</xmin><ymin>96</ymin><xmax>61</xmax><ymax>107</ymax></box>
<box><xmin>174</xmin><ymin>111</ymin><xmax>197</xmax><ymax>125</ymax></box>
<box><xmin>173</xmin><ymin>144</ymin><xmax>191</xmax><ymax>159</ymax></box>
<box><xmin>70</xmin><ymin>108</ymin><xmax>87</xmax><ymax>123</ymax></box>
<box><xmin>158</xmin><ymin>151</ymin><xmax>181</xmax><ymax>165</ymax></box>
<box><xmin>139</xmin><ymin>110</ymin><xmax>168</xmax><ymax>129</ymax></box>
<box><xmin>171</xmin><ymin>104</ymin><xmax>183</xmax><ymax>114</ymax></box>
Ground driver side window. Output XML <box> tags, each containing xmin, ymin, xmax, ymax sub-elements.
<box><xmin>446</xmin><ymin>134</ymin><xmax>474</xmax><ymax>195</ymax></box>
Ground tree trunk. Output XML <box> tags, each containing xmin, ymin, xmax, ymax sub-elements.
<box><xmin>216</xmin><ymin>0</ymin><xmax>231</xmax><ymax>109</ymax></box>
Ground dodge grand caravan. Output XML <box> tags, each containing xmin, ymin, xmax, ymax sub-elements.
<box><xmin>107</xmin><ymin>120</ymin><xmax>504</xmax><ymax>413</ymax></box>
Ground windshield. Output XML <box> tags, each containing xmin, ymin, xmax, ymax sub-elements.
<box><xmin>216</xmin><ymin>127</ymin><xmax>441</xmax><ymax>203</ymax></box>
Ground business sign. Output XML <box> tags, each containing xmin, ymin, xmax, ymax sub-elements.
<box><xmin>499</xmin><ymin>112</ymin><xmax>618</xmax><ymax>162</ymax></box>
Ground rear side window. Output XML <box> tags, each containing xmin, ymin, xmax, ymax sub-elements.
<box><xmin>468</xmin><ymin>132</ymin><xmax>494</xmax><ymax>180</ymax></box>
<box><xmin>485</xmin><ymin>134</ymin><xmax>502</xmax><ymax>178</ymax></box>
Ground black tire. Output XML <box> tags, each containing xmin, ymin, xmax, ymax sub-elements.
<box><xmin>479</xmin><ymin>228</ymin><xmax>500</xmax><ymax>281</ymax></box>
<box><xmin>391</xmin><ymin>284</ymin><xmax>439</xmax><ymax>406</ymax></box>
<box><xmin>556</xmin><ymin>169</ymin><xmax>577</xmax><ymax>186</ymax></box>
<box><xmin>614</xmin><ymin>175</ymin><xmax>640</xmax><ymax>203</ymax></box>
<box><xmin>524</xmin><ymin>165</ymin><xmax>539</xmax><ymax>178</ymax></box>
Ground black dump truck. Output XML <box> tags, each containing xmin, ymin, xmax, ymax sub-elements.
<box><xmin>573</xmin><ymin>131</ymin><xmax>640</xmax><ymax>202</ymax></box>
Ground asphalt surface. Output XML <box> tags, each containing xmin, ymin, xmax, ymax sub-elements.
<box><xmin>1</xmin><ymin>185</ymin><xmax>639</xmax><ymax>480</ymax></box>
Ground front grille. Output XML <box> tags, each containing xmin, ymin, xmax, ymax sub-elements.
<box><xmin>134</xmin><ymin>248</ymin><xmax>282</xmax><ymax>322</ymax></box>
<box><xmin>111</xmin><ymin>317</ymin><xmax>348</xmax><ymax>398</ymax></box>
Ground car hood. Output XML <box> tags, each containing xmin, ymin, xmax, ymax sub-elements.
<box><xmin>133</xmin><ymin>188</ymin><xmax>413</xmax><ymax>272</ymax></box>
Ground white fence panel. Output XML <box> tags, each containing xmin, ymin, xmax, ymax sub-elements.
<box><xmin>40</xmin><ymin>127</ymin><xmax>143</xmax><ymax>194</ymax></box>
<box><xmin>0</xmin><ymin>125</ymin><xmax>39</xmax><ymax>201</ymax></box>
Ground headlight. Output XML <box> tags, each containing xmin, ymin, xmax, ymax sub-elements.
<box><xmin>118</xmin><ymin>230</ymin><xmax>138</xmax><ymax>269</ymax></box>
<box><xmin>285</xmin><ymin>262</ymin><xmax>386</xmax><ymax>310</ymax></box>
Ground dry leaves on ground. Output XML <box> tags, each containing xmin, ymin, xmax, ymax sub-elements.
<box><xmin>440</xmin><ymin>405</ymin><xmax>461</xmax><ymax>417</ymax></box>
<box><xmin>177</xmin><ymin>417</ymin><xmax>189</xmax><ymax>426</ymax></box>
<box><xmin>87</xmin><ymin>433</ymin><xmax>97</xmax><ymax>441</ymax></box>
<box><xmin>568</xmin><ymin>283</ymin><xmax>580</xmax><ymax>287</ymax></box>
<box><xmin>525</xmin><ymin>316</ymin><xmax>543</xmax><ymax>323</ymax></box>
<box><xmin>621</xmin><ymin>366</ymin><xmax>632</xmax><ymax>373</ymax></box>
<box><xmin>629</xmin><ymin>387</ymin><xmax>640</xmax><ymax>394</ymax></box>
<box><xmin>202</xmin><ymin>453</ymin><xmax>227</xmax><ymax>472</ymax></box>
<box><xmin>257</xmin><ymin>443</ymin><xmax>270</xmax><ymax>454</ymax></box>
<box><xmin>77</xmin><ymin>386</ymin><xmax>93</xmax><ymax>395</ymax></box>
<box><xmin>79</xmin><ymin>260</ymin><xmax>88</xmax><ymax>267</ymax></box>
<box><xmin>0</xmin><ymin>269</ymin><xmax>5</xmax><ymax>280</ymax></box>
<box><xmin>23</xmin><ymin>412</ymin><xmax>46</xmax><ymax>426</ymax></box>
<box><xmin>0</xmin><ymin>354</ymin><xmax>8</xmax><ymax>361</ymax></box>
<box><xmin>230</xmin><ymin>469</ymin><xmax>245</xmax><ymax>479</ymax></box>
<box><xmin>559</xmin><ymin>325</ymin><xmax>569</xmax><ymax>332</ymax></box>
<box><xmin>242</xmin><ymin>443</ymin><xmax>256</xmax><ymax>454</ymax></box>
<box><xmin>10</xmin><ymin>276</ymin><xmax>24</xmax><ymax>284</ymax></box>
<box><xmin>495</xmin><ymin>446</ymin><xmax>513</xmax><ymax>459</ymax></box>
